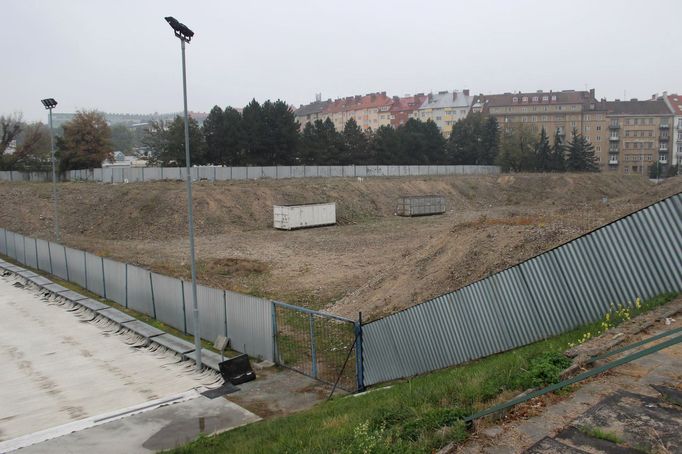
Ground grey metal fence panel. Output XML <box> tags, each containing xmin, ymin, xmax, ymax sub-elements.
<box><xmin>65</xmin><ymin>247</ymin><xmax>87</xmax><ymax>288</ymax></box>
<box><xmin>48</xmin><ymin>242</ymin><xmax>68</xmax><ymax>280</ymax></box>
<box><xmin>262</xmin><ymin>166</ymin><xmax>277</xmax><ymax>179</ymax></box>
<box><xmin>24</xmin><ymin>236</ymin><xmax>38</xmax><ymax>268</ymax></box>
<box><xmin>14</xmin><ymin>233</ymin><xmax>26</xmax><ymax>264</ymax></box>
<box><xmin>226</xmin><ymin>292</ymin><xmax>273</xmax><ymax>361</ymax></box>
<box><xmin>103</xmin><ymin>258</ymin><xmax>126</xmax><ymax>306</ymax></box>
<box><xmin>36</xmin><ymin>239</ymin><xmax>51</xmax><ymax>272</ymax></box>
<box><xmin>183</xmin><ymin>282</ymin><xmax>226</xmax><ymax>342</ymax></box>
<box><xmin>232</xmin><ymin>167</ymin><xmax>247</xmax><ymax>180</ymax></box>
<box><xmin>276</xmin><ymin>166</ymin><xmax>292</xmax><ymax>179</ymax></box>
<box><xmin>318</xmin><ymin>166</ymin><xmax>331</xmax><ymax>177</ymax></box>
<box><xmin>304</xmin><ymin>165</ymin><xmax>318</xmax><ymax>177</ymax></box>
<box><xmin>102</xmin><ymin>167</ymin><xmax>113</xmax><ymax>183</ymax></box>
<box><xmin>330</xmin><ymin>166</ymin><xmax>343</xmax><ymax>177</ymax></box>
<box><xmin>144</xmin><ymin>167</ymin><xmax>161</xmax><ymax>181</ymax></box>
<box><xmin>197</xmin><ymin>167</ymin><xmax>213</xmax><ymax>180</ymax></box>
<box><xmin>291</xmin><ymin>166</ymin><xmax>305</xmax><ymax>178</ymax></box>
<box><xmin>215</xmin><ymin>167</ymin><xmax>231</xmax><ymax>181</ymax></box>
<box><xmin>247</xmin><ymin>167</ymin><xmax>262</xmax><ymax>179</ymax></box>
<box><xmin>387</xmin><ymin>165</ymin><xmax>400</xmax><ymax>176</ymax></box>
<box><xmin>126</xmin><ymin>264</ymin><xmax>153</xmax><ymax>316</ymax></box>
<box><xmin>365</xmin><ymin>165</ymin><xmax>379</xmax><ymax>176</ymax></box>
<box><xmin>94</xmin><ymin>168</ymin><xmax>103</xmax><ymax>181</ymax></box>
<box><xmin>6</xmin><ymin>231</ymin><xmax>16</xmax><ymax>259</ymax></box>
<box><xmin>85</xmin><ymin>252</ymin><xmax>105</xmax><ymax>296</ymax></box>
<box><xmin>151</xmin><ymin>272</ymin><xmax>185</xmax><ymax>332</ymax></box>
<box><xmin>162</xmin><ymin>167</ymin><xmax>181</xmax><ymax>180</ymax></box>
<box><xmin>342</xmin><ymin>165</ymin><xmax>355</xmax><ymax>177</ymax></box>
<box><xmin>362</xmin><ymin>193</ymin><xmax>682</xmax><ymax>386</ymax></box>
<box><xmin>355</xmin><ymin>166</ymin><xmax>367</xmax><ymax>177</ymax></box>
<box><xmin>0</xmin><ymin>228</ymin><xmax>6</xmax><ymax>255</ymax></box>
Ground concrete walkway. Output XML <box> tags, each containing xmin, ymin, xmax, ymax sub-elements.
<box><xmin>0</xmin><ymin>274</ymin><xmax>259</xmax><ymax>453</ymax></box>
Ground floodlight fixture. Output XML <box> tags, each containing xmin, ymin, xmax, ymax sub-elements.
<box><xmin>165</xmin><ymin>16</ymin><xmax>194</xmax><ymax>42</ymax></box>
<box><xmin>41</xmin><ymin>98</ymin><xmax>58</xmax><ymax>109</ymax></box>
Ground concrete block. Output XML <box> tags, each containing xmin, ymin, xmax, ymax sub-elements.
<box><xmin>78</xmin><ymin>298</ymin><xmax>110</xmax><ymax>312</ymax></box>
<box><xmin>59</xmin><ymin>290</ymin><xmax>89</xmax><ymax>302</ymax></box>
<box><xmin>43</xmin><ymin>283</ymin><xmax>71</xmax><ymax>294</ymax></box>
<box><xmin>98</xmin><ymin>308</ymin><xmax>135</xmax><ymax>324</ymax></box>
<box><xmin>183</xmin><ymin>349</ymin><xmax>223</xmax><ymax>371</ymax></box>
<box><xmin>153</xmin><ymin>333</ymin><xmax>195</xmax><ymax>355</ymax></box>
<box><xmin>122</xmin><ymin>320</ymin><xmax>164</xmax><ymax>339</ymax></box>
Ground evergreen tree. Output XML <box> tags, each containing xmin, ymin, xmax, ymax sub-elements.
<box><xmin>241</xmin><ymin>99</ymin><xmax>266</xmax><ymax>165</ymax></box>
<box><xmin>566</xmin><ymin>129</ymin><xmax>599</xmax><ymax>172</ymax></box>
<box><xmin>535</xmin><ymin>127</ymin><xmax>551</xmax><ymax>172</ymax></box>
<box><xmin>261</xmin><ymin>100</ymin><xmax>299</xmax><ymax>165</ymax></box>
<box><xmin>368</xmin><ymin>125</ymin><xmax>400</xmax><ymax>164</ymax></box>
<box><xmin>222</xmin><ymin>107</ymin><xmax>244</xmax><ymax>165</ymax></box>
<box><xmin>297</xmin><ymin>119</ymin><xmax>343</xmax><ymax>164</ymax></box>
<box><xmin>398</xmin><ymin>118</ymin><xmax>445</xmax><ymax>164</ymax></box>
<box><xmin>480</xmin><ymin>116</ymin><xmax>500</xmax><ymax>165</ymax></box>
<box><xmin>143</xmin><ymin>116</ymin><xmax>206</xmax><ymax>166</ymax></box>
<box><xmin>203</xmin><ymin>105</ymin><xmax>227</xmax><ymax>164</ymax></box>
<box><xmin>341</xmin><ymin>118</ymin><xmax>368</xmax><ymax>164</ymax></box>
<box><xmin>447</xmin><ymin>113</ymin><xmax>498</xmax><ymax>165</ymax></box>
<box><xmin>550</xmin><ymin>129</ymin><xmax>566</xmax><ymax>172</ymax></box>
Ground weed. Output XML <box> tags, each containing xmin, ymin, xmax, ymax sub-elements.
<box><xmin>578</xmin><ymin>425</ymin><xmax>624</xmax><ymax>444</ymax></box>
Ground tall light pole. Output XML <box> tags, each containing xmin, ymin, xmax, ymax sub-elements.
<box><xmin>41</xmin><ymin>98</ymin><xmax>60</xmax><ymax>242</ymax></box>
<box><xmin>165</xmin><ymin>16</ymin><xmax>202</xmax><ymax>370</ymax></box>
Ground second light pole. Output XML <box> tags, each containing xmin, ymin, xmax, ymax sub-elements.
<box><xmin>165</xmin><ymin>16</ymin><xmax>202</xmax><ymax>370</ymax></box>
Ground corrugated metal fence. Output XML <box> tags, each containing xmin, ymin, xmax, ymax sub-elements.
<box><xmin>0</xmin><ymin>165</ymin><xmax>500</xmax><ymax>183</ymax></box>
<box><xmin>0</xmin><ymin>229</ymin><xmax>274</xmax><ymax>361</ymax></box>
<box><xmin>361</xmin><ymin>193</ymin><xmax>682</xmax><ymax>386</ymax></box>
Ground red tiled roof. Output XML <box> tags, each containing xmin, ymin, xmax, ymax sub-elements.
<box><xmin>666</xmin><ymin>94</ymin><xmax>682</xmax><ymax>115</ymax></box>
<box><xmin>389</xmin><ymin>94</ymin><xmax>427</xmax><ymax>113</ymax></box>
<box><xmin>323</xmin><ymin>92</ymin><xmax>393</xmax><ymax>114</ymax></box>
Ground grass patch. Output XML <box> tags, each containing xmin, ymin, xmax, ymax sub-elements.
<box><xmin>169</xmin><ymin>292</ymin><xmax>677</xmax><ymax>454</ymax></box>
<box><xmin>578</xmin><ymin>425</ymin><xmax>624</xmax><ymax>444</ymax></box>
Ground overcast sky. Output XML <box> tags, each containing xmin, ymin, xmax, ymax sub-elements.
<box><xmin>4</xmin><ymin>0</ymin><xmax>682</xmax><ymax>122</ymax></box>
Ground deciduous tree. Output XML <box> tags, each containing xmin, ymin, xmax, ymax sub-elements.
<box><xmin>56</xmin><ymin>110</ymin><xmax>113</xmax><ymax>172</ymax></box>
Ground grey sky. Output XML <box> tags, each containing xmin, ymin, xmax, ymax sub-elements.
<box><xmin>4</xmin><ymin>0</ymin><xmax>682</xmax><ymax>123</ymax></box>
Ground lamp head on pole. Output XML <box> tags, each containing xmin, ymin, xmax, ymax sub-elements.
<box><xmin>165</xmin><ymin>16</ymin><xmax>194</xmax><ymax>43</ymax></box>
<box><xmin>41</xmin><ymin>98</ymin><xmax>58</xmax><ymax>110</ymax></box>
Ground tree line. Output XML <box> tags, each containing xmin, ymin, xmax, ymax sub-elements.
<box><xmin>1</xmin><ymin>104</ymin><xmax>602</xmax><ymax>172</ymax></box>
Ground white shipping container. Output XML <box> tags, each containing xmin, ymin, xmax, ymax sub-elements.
<box><xmin>273</xmin><ymin>203</ymin><xmax>336</xmax><ymax>230</ymax></box>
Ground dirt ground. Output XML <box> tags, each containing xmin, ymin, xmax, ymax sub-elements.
<box><xmin>0</xmin><ymin>173</ymin><xmax>679</xmax><ymax>320</ymax></box>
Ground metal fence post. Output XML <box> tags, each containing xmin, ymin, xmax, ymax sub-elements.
<box><xmin>355</xmin><ymin>312</ymin><xmax>365</xmax><ymax>392</ymax></box>
<box><xmin>83</xmin><ymin>250</ymin><xmax>88</xmax><ymax>289</ymax></box>
<box><xmin>3</xmin><ymin>229</ymin><xmax>7</xmax><ymax>256</ymax></box>
<box><xmin>271</xmin><ymin>301</ymin><xmax>278</xmax><ymax>363</ymax></box>
<box><xmin>48</xmin><ymin>241</ymin><xmax>53</xmax><ymax>274</ymax></box>
<box><xmin>181</xmin><ymin>280</ymin><xmax>187</xmax><ymax>334</ymax></box>
<box><xmin>64</xmin><ymin>246</ymin><xmax>70</xmax><ymax>281</ymax></box>
<box><xmin>223</xmin><ymin>290</ymin><xmax>228</xmax><ymax>338</ymax></box>
<box><xmin>22</xmin><ymin>235</ymin><xmax>26</xmax><ymax>264</ymax></box>
<box><xmin>309</xmin><ymin>313</ymin><xmax>317</xmax><ymax>379</ymax></box>
<box><xmin>101</xmin><ymin>256</ymin><xmax>107</xmax><ymax>299</ymax></box>
<box><xmin>34</xmin><ymin>238</ymin><xmax>38</xmax><ymax>267</ymax></box>
<box><xmin>149</xmin><ymin>272</ymin><xmax>156</xmax><ymax>319</ymax></box>
<box><xmin>124</xmin><ymin>263</ymin><xmax>129</xmax><ymax>308</ymax></box>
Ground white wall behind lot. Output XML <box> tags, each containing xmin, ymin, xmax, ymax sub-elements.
<box><xmin>0</xmin><ymin>165</ymin><xmax>500</xmax><ymax>183</ymax></box>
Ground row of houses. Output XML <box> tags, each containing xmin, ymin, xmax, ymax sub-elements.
<box><xmin>294</xmin><ymin>89</ymin><xmax>682</xmax><ymax>175</ymax></box>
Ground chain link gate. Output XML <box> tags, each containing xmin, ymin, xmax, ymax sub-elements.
<box><xmin>272</xmin><ymin>301</ymin><xmax>363</xmax><ymax>392</ymax></box>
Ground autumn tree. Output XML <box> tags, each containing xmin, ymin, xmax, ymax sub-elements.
<box><xmin>56</xmin><ymin>111</ymin><xmax>113</xmax><ymax>172</ymax></box>
<box><xmin>0</xmin><ymin>114</ymin><xmax>23</xmax><ymax>170</ymax></box>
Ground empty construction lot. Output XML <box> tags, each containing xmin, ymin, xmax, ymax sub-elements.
<box><xmin>0</xmin><ymin>173</ymin><xmax>679</xmax><ymax>320</ymax></box>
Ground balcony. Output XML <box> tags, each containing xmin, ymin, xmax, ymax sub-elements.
<box><xmin>660</xmin><ymin>145</ymin><xmax>669</xmax><ymax>151</ymax></box>
<box><xmin>659</xmin><ymin>155</ymin><xmax>668</xmax><ymax>164</ymax></box>
<box><xmin>677</xmin><ymin>123</ymin><xmax>682</xmax><ymax>130</ymax></box>
<box><xmin>608</xmin><ymin>123</ymin><xmax>620</xmax><ymax>129</ymax></box>
<box><xmin>659</xmin><ymin>135</ymin><xmax>669</xmax><ymax>141</ymax></box>
<box><xmin>660</xmin><ymin>123</ymin><xmax>670</xmax><ymax>129</ymax></box>
<box><xmin>608</xmin><ymin>155</ymin><xmax>619</xmax><ymax>165</ymax></box>
<box><xmin>609</xmin><ymin>135</ymin><xmax>619</xmax><ymax>141</ymax></box>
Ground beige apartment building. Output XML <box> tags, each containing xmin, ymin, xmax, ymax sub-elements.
<box><xmin>293</xmin><ymin>96</ymin><xmax>332</xmax><ymax>129</ymax></box>
<box><xmin>473</xmin><ymin>89</ymin><xmax>610</xmax><ymax>167</ymax></box>
<box><xmin>663</xmin><ymin>93</ymin><xmax>682</xmax><ymax>169</ymax></box>
<box><xmin>324</xmin><ymin>92</ymin><xmax>393</xmax><ymax>131</ymax></box>
<box><xmin>411</xmin><ymin>90</ymin><xmax>473</xmax><ymax>137</ymax></box>
<box><xmin>604</xmin><ymin>99</ymin><xmax>673</xmax><ymax>176</ymax></box>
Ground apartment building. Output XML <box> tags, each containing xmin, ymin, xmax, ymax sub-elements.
<box><xmin>294</xmin><ymin>96</ymin><xmax>332</xmax><ymax>129</ymax></box>
<box><xmin>411</xmin><ymin>90</ymin><xmax>473</xmax><ymax>137</ymax></box>
<box><xmin>663</xmin><ymin>93</ymin><xmax>682</xmax><ymax>168</ymax></box>
<box><xmin>388</xmin><ymin>94</ymin><xmax>427</xmax><ymax>128</ymax></box>
<box><xmin>604</xmin><ymin>99</ymin><xmax>674</xmax><ymax>176</ymax></box>
<box><xmin>323</xmin><ymin>92</ymin><xmax>393</xmax><ymax>132</ymax></box>
<box><xmin>473</xmin><ymin>89</ymin><xmax>609</xmax><ymax>165</ymax></box>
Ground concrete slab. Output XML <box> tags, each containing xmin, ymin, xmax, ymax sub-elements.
<box><xmin>17</xmin><ymin>270</ymin><xmax>39</xmax><ymax>278</ymax></box>
<box><xmin>153</xmin><ymin>333</ymin><xmax>195</xmax><ymax>355</ymax></box>
<box><xmin>525</xmin><ymin>437</ymin><xmax>588</xmax><ymax>453</ymax></box>
<box><xmin>42</xmin><ymin>283</ymin><xmax>70</xmax><ymax>294</ymax></box>
<box><xmin>122</xmin><ymin>320</ymin><xmax>165</xmax><ymax>339</ymax></box>
<box><xmin>183</xmin><ymin>349</ymin><xmax>224</xmax><ymax>372</ymax></box>
<box><xmin>97</xmin><ymin>307</ymin><xmax>135</xmax><ymax>324</ymax></box>
<box><xmin>77</xmin><ymin>298</ymin><xmax>110</xmax><ymax>312</ymax></box>
<box><xmin>0</xmin><ymin>276</ymin><xmax>220</xmax><ymax>443</ymax></box>
<box><xmin>3</xmin><ymin>265</ymin><xmax>25</xmax><ymax>273</ymax></box>
<box><xmin>58</xmin><ymin>290</ymin><xmax>89</xmax><ymax>302</ymax></box>
<box><xmin>15</xmin><ymin>393</ymin><xmax>260</xmax><ymax>454</ymax></box>
<box><xmin>26</xmin><ymin>276</ymin><xmax>53</xmax><ymax>286</ymax></box>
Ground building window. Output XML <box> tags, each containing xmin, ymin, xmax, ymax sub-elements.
<box><xmin>522</xmin><ymin>96</ymin><xmax>528</xmax><ymax>103</ymax></box>
<box><xmin>542</xmin><ymin>96</ymin><xmax>549</xmax><ymax>102</ymax></box>
<box><xmin>512</xmin><ymin>97</ymin><xmax>518</xmax><ymax>103</ymax></box>
<box><xmin>436</xmin><ymin>116</ymin><xmax>442</xmax><ymax>121</ymax></box>
<box><xmin>532</xmin><ymin>96</ymin><xmax>539</xmax><ymax>102</ymax></box>
<box><xmin>551</xmin><ymin>95</ymin><xmax>557</xmax><ymax>101</ymax></box>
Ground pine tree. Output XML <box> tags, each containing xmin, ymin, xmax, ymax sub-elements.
<box><xmin>566</xmin><ymin>128</ymin><xmax>599</xmax><ymax>172</ymax></box>
<box><xmin>535</xmin><ymin>127</ymin><xmax>551</xmax><ymax>172</ymax></box>
<box><xmin>203</xmin><ymin>105</ymin><xmax>226</xmax><ymax>164</ymax></box>
<box><xmin>550</xmin><ymin>129</ymin><xmax>566</xmax><ymax>172</ymax></box>
<box><xmin>341</xmin><ymin>118</ymin><xmax>368</xmax><ymax>164</ymax></box>
<box><xmin>368</xmin><ymin>125</ymin><xmax>400</xmax><ymax>164</ymax></box>
<box><xmin>481</xmin><ymin>116</ymin><xmax>500</xmax><ymax>165</ymax></box>
<box><xmin>222</xmin><ymin>107</ymin><xmax>244</xmax><ymax>165</ymax></box>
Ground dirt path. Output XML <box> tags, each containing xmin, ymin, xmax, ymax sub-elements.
<box><xmin>1</xmin><ymin>174</ymin><xmax>679</xmax><ymax>318</ymax></box>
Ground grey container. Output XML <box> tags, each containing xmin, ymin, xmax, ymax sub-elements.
<box><xmin>395</xmin><ymin>195</ymin><xmax>446</xmax><ymax>217</ymax></box>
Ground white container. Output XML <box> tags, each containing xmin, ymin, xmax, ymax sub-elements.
<box><xmin>273</xmin><ymin>203</ymin><xmax>336</xmax><ymax>230</ymax></box>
